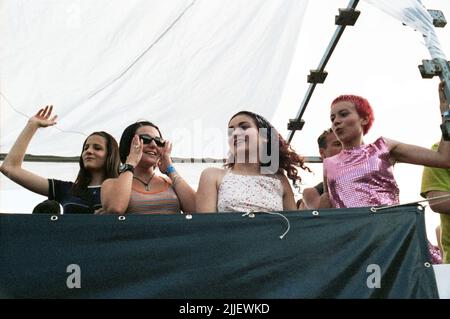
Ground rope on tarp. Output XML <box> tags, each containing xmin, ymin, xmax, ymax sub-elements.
<box><xmin>370</xmin><ymin>193</ymin><xmax>450</xmax><ymax>212</ymax></box>
<box><xmin>0</xmin><ymin>92</ymin><xmax>88</xmax><ymax>137</ymax></box>
<box><xmin>242</xmin><ymin>211</ymin><xmax>291</xmax><ymax>240</ymax></box>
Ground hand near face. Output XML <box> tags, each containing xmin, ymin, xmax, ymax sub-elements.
<box><xmin>126</xmin><ymin>134</ymin><xmax>143</xmax><ymax>166</ymax></box>
<box><xmin>157</xmin><ymin>140</ymin><xmax>173</xmax><ymax>173</ymax></box>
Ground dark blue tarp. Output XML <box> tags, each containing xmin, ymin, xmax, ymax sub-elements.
<box><xmin>0</xmin><ymin>205</ymin><xmax>439</xmax><ymax>298</ymax></box>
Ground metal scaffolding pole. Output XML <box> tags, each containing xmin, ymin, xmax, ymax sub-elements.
<box><xmin>287</xmin><ymin>0</ymin><xmax>360</xmax><ymax>144</ymax></box>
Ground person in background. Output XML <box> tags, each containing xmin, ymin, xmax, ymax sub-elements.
<box><xmin>196</xmin><ymin>110</ymin><xmax>309</xmax><ymax>213</ymax></box>
<box><xmin>32</xmin><ymin>200</ymin><xmax>61</xmax><ymax>215</ymax></box>
<box><xmin>320</xmin><ymin>81</ymin><xmax>450</xmax><ymax>209</ymax></box>
<box><xmin>0</xmin><ymin>105</ymin><xmax>120</xmax><ymax>214</ymax></box>
<box><xmin>101</xmin><ymin>121</ymin><xmax>196</xmax><ymax>214</ymax></box>
<box><xmin>319</xmin><ymin>82</ymin><xmax>449</xmax><ymax>264</ymax></box>
<box><xmin>299</xmin><ymin>129</ymin><xmax>342</xmax><ymax>209</ymax></box>
<box><xmin>421</xmin><ymin>142</ymin><xmax>450</xmax><ymax>263</ymax></box>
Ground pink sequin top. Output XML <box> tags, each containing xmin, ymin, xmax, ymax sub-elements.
<box><xmin>323</xmin><ymin>137</ymin><xmax>399</xmax><ymax>208</ymax></box>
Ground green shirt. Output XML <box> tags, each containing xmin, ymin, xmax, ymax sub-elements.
<box><xmin>421</xmin><ymin>143</ymin><xmax>450</xmax><ymax>263</ymax></box>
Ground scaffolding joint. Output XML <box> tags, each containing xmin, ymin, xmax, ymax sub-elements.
<box><xmin>307</xmin><ymin>69</ymin><xmax>328</xmax><ymax>84</ymax></box>
<box><xmin>287</xmin><ymin>119</ymin><xmax>305</xmax><ymax>132</ymax></box>
<box><xmin>335</xmin><ymin>8</ymin><xmax>360</xmax><ymax>26</ymax></box>
<box><xmin>418</xmin><ymin>59</ymin><xmax>450</xmax><ymax>79</ymax></box>
<box><xmin>427</xmin><ymin>9</ymin><xmax>447</xmax><ymax>28</ymax></box>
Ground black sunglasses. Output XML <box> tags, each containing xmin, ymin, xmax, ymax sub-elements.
<box><xmin>138</xmin><ymin>134</ymin><xmax>166</xmax><ymax>147</ymax></box>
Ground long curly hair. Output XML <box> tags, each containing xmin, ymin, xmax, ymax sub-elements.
<box><xmin>225</xmin><ymin>111</ymin><xmax>309</xmax><ymax>186</ymax></box>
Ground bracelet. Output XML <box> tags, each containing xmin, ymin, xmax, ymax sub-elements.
<box><xmin>165</xmin><ymin>164</ymin><xmax>176</xmax><ymax>175</ymax></box>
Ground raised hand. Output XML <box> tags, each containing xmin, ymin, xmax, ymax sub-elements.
<box><xmin>29</xmin><ymin>105</ymin><xmax>58</xmax><ymax>128</ymax></box>
<box><xmin>157</xmin><ymin>140</ymin><xmax>173</xmax><ymax>173</ymax></box>
<box><xmin>126</xmin><ymin>134</ymin><xmax>143</xmax><ymax>166</ymax></box>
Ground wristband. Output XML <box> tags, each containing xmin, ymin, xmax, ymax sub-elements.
<box><xmin>119</xmin><ymin>163</ymin><xmax>134</xmax><ymax>174</ymax></box>
<box><xmin>165</xmin><ymin>164</ymin><xmax>176</xmax><ymax>175</ymax></box>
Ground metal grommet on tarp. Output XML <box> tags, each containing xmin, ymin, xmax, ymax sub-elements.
<box><xmin>50</xmin><ymin>215</ymin><xmax>58</xmax><ymax>221</ymax></box>
<box><xmin>312</xmin><ymin>211</ymin><xmax>319</xmax><ymax>216</ymax></box>
<box><xmin>185</xmin><ymin>214</ymin><xmax>193</xmax><ymax>220</ymax></box>
<box><xmin>118</xmin><ymin>216</ymin><xmax>126</xmax><ymax>221</ymax></box>
<box><xmin>370</xmin><ymin>207</ymin><xmax>377</xmax><ymax>213</ymax></box>
<box><xmin>424</xmin><ymin>262</ymin><xmax>431</xmax><ymax>268</ymax></box>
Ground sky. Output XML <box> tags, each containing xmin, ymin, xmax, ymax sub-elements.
<box><xmin>1</xmin><ymin>0</ymin><xmax>449</xmax><ymax>244</ymax></box>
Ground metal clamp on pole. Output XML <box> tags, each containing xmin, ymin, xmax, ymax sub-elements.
<box><xmin>335</xmin><ymin>8</ymin><xmax>360</xmax><ymax>26</ymax></box>
<box><xmin>418</xmin><ymin>58</ymin><xmax>450</xmax><ymax>105</ymax></box>
<box><xmin>287</xmin><ymin>118</ymin><xmax>305</xmax><ymax>132</ymax></box>
<box><xmin>428</xmin><ymin>9</ymin><xmax>447</xmax><ymax>28</ymax></box>
<box><xmin>307</xmin><ymin>70</ymin><xmax>328</xmax><ymax>84</ymax></box>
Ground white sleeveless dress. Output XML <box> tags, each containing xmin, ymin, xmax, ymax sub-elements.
<box><xmin>217</xmin><ymin>171</ymin><xmax>284</xmax><ymax>213</ymax></box>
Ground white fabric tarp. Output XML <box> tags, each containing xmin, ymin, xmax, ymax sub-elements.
<box><xmin>0</xmin><ymin>0</ymin><xmax>308</xmax><ymax>159</ymax></box>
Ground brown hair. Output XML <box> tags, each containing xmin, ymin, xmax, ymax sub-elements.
<box><xmin>72</xmin><ymin>131</ymin><xmax>120</xmax><ymax>196</ymax></box>
<box><xmin>317</xmin><ymin>128</ymin><xmax>333</xmax><ymax>149</ymax></box>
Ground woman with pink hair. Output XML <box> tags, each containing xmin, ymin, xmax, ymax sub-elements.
<box><xmin>321</xmin><ymin>81</ymin><xmax>450</xmax><ymax>209</ymax></box>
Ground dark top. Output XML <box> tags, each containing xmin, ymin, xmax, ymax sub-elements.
<box><xmin>314</xmin><ymin>182</ymin><xmax>324</xmax><ymax>196</ymax></box>
<box><xmin>48</xmin><ymin>179</ymin><xmax>101</xmax><ymax>214</ymax></box>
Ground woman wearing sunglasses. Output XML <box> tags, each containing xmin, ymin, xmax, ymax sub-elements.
<box><xmin>100</xmin><ymin>121</ymin><xmax>196</xmax><ymax>214</ymax></box>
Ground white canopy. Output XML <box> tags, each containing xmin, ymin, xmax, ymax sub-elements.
<box><xmin>0</xmin><ymin>0</ymin><xmax>308</xmax><ymax>159</ymax></box>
